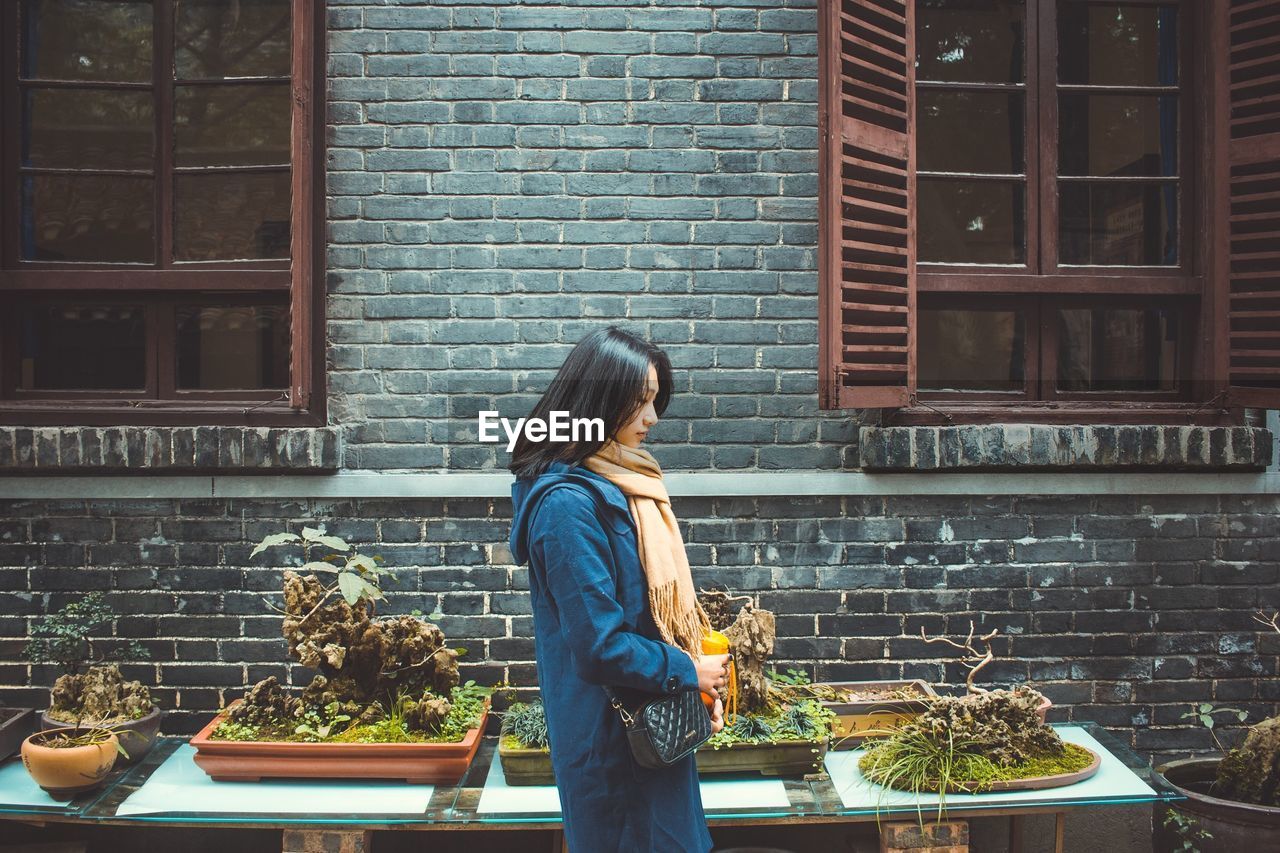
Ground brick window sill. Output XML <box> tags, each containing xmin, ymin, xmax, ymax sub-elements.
<box><xmin>859</xmin><ymin>425</ymin><xmax>1273</xmax><ymax>472</ymax></box>
<box><xmin>0</xmin><ymin>426</ymin><xmax>341</xmax><ymax>473</ymax></box>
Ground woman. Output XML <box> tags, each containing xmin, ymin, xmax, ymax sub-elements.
<box><xmin>508</xmin><ymin>327</ymin><xmax>730</xmax><ymax>853</ymax></box>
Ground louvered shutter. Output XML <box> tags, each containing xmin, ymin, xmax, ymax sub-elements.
<box><xmin>818</xmin><ymin>0</ymin><xmax>915</xmax><ymax>410</ymax></box>
<box><xmin>1221</xmin><ymin>0</ymin><xmax>1280</xmax><ymax>407</ymax></box>
<box><xmin>288</xmin><ymin>0</ymin><xmax>317</xmax><ymax>411</ymax></box>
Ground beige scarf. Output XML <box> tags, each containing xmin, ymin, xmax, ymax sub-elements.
<box><xmin>583</xmin><ymin>440</ymin><xmax>711</xmax><ymax>660</ymax></box>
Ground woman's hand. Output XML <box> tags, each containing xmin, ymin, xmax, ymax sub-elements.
<box><xmin>709</xmin><ymin>697</ymin><xmax>725</xmax><ymax>734</ymax></box>
<box><xmin>696</xmin><ymin>653</ymin><xmax>731</xmax><ymax>695</ymax></box>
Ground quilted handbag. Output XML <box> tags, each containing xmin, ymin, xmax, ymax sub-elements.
<box><xmin>603</xmin><ymin>684</ymin><xmax>713</xmax><ymax>769</ymax></box>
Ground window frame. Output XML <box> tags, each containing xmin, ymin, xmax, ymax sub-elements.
<box><xmin>918</xmin><ymin>0</ymin><xmax>1201</xmax><ymax>405</ymax></box>
<box><xmin>0</xmin><ymin>0</ymin><xmax>325</xmax><ymax>428</ymax></box>
<box><xmin>818</xmin><ymin>0</ymin><xmax>1249</xmax><ymax>424</ymax></box>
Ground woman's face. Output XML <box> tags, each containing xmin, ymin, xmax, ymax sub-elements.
<box><xmin>615</xmin><ymin>364</ymin><xmax>659</xmax><ymax>448</ymax></box>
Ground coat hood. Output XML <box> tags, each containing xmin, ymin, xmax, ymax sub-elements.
<box><xmin>509</xmin><ymin>460</ymin><xmax>632</xmax><ymax>565</ymax></box>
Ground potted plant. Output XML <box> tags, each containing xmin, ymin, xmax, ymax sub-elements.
<box><xmin>499</xmin><ymin>700</ymin><xmax>554</xmax><ymax>786</ymax></box>
<box><xmin>694</xmin><ymin>593</ymin><xmax>833</xmax><ymax>777</ymax></box>
<box><xmin>0</xmin><ymin>707</ymin><xmax>37</xmax><ymax>761</ymax></box>
<box><xmin>1153</xmin><ymin>611</ymin><xmax>1280</xmax><ymax>852</ymax></box>
<box><xmin>25</xmin><ymin>592</ymin><xmax>160</xmax><ymax>765</ymax></box>
<box><xmin>858</xmin><ymin>688</ymin><xmax>1098</xmax><ymax>808</ymax></box>
<box><xmin>783</xmin><ymin>674</ymin><xmax>938</xmax><ymax>750</ymax></box>
<box><xmin>189</xmin><ymin>526</ymin><xmax>490</xmax><ymax>784</ymax></box>
<box><xmin>20</xmin><ymin>726</ymin><xmax>122</xmax><ymax>800</ymax></box>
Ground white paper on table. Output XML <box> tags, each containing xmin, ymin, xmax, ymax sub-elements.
<box><xmin>825</xmin><ymin>725</ymin><xmax>1158</xmax><ymax>812</ymax></box>
<box><xmin>477</xmin><ymin>753</ymin><xmax>790</xmax><ymax>815</ymax></box>
<box><xmin>0</xmin><ymin>757</ymin><xmax>79</xmax><ymax>810</ymax></box>
<box><xmin>114</xmin><ymin>744</ymin><xmax>434</xmax><ymax>816</ymax></box>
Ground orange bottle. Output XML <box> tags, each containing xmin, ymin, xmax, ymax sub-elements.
<box><xmin>700</xmin><ymin>629</ymin><xmax>737</xmax><ymax>722</ymax></box>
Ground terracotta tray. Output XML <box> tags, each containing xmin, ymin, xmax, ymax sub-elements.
<box><xmin>190</xmin><ymin>701</ymin><xmax>489</xmax><ymax>784</ymax></box>
<box><xmin>817</xmin><ymin>680</ymin><xmax>938</xmax><ymax>749</ymax></box>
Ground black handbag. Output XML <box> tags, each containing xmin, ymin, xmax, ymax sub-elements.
<box><xmin>603</xmin><ymin>684</ymin><xmax>713</xmax><ymax>769</ymax></box>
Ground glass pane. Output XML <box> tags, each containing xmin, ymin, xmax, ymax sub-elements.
<box><xmin>174</xmin><ymin>171</ymin><xmax>290</xmax><ymax>261</ymax></box>
<box><xmin>18</xmin><ymin>304</ymin><xmax>146</xmax><ymax>390</ymax></box>
<box><xmin>1059</xmin><ymin>3</ymin><xmax>1179</xmax><ymax>87</ymax></box>
<box><xmin>1059</xmin><ymin>181</ymin><xmax>1177</xmax><ymax>265</ymax></box>
<box><xmin>919</xmin><ymin>308</ymin><xmax>1025</xmax><ymax>391</ymax></box>
<box><xmin>175</xmin><ymin>0</ymin><xmax>291</xmax><ymax>79</ymax></box>
<box><xmin>1057</xmin><ymin>307</ymin><xmax>1179</xmax><ymax>392</ymax></box>
<box><xmin>917</xmin><ymin>0</ymin><xmax>1026</xmax><ymax>84</ymax></box>
<box><xmin>21</xmin><ymin>0</ymin><xmax>152</xmax><ymax>82</ymax></box>
<box><xmin>918</xmin><ymin>90</ymin><xmax>1025</xmax><ymax>174</ymax></box>
<box><xmin>919</xmin><ymin>178</ymin><xmax>1026</xmax><ymax>264</ymax></box>
<box><xmin>1058</xmin><ymin>93</ymin><xmax>1178</xmax><ymax>177</ymax></box>
<box><xmin>175</xmin><ymin>84</ymin><xmax>291</xmax><ymax>167</ymax></box>
<box><xmin>22</xmin><ymin>174</ymin><xmax>155</xmax><ymax>262</ymax></box>
<box><xmin>176</xmin><ymin>304</ymin><xmax>289</xmax><ymax>390</ymax></box>
<box><xmin>24</xmin><ymin>89</ymin><xmax>154</xmax><ymax>170</ymax></box>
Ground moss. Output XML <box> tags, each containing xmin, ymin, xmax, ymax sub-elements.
<box><xmin>1214</xmin><ymin>716</ymin><xmax>1280</xmax><ymax>807</ymax></box>
<box><xmin>501</xmin><ymin>734</ymin><xmax>550</xmax><ymax>754</ymax></box>
<box><xmin>705</xmin><ymin>699</ymin><xmax>833</xmax><ymax>749</ymax></box>
<box><xmin>861</xmin><ymin>742</ymin><xmax>1095</xmax><ymax>794</ymax></box>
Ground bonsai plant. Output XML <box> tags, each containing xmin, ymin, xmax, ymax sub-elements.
<box><xmin>498</xmin><ymin>700</ymin><xmax>554</xmax><ymax>785</ymax></box>
<box><xmin>24</xmin><ymin>592</ymin><xmax>160</xmax><ymax>764</ymax></box>
<box><xmin>20</xmin><ymin>726</ymin><xmax>123</xmax><ymax>801</ymax></box>
<box><xmin>695</xmin><ymin>591</ymin><xmax>834</xmax><ymax>777</ymax></box>
<box><xmin>189</xmin><ymin>525</ymin><xmax>491</xmax><ymax>784</ymax></box>
<box><xmin>1154</xmin><ymin>611</ymin><xmax>1280</xmax><ymax>852</ymax></box>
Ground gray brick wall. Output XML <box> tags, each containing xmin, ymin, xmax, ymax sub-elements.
<box><xmin>325</xmin><ymin>0</ymin><xmax>852</xmax><ymax>471</ymax></box>
<box><xmin>4</xmin><ymin>493</ymin><xmax>1277</xmax><ymax>761</ymax></box>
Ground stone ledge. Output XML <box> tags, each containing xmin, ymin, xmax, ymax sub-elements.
<box><xmin>859</xmin><ymin>425</ymin><xmax>1273</xmax><ymax>472</ymax></box>
<box><xmin>0</xmin><ymin>426</ymin><xmax>342</xmax><ymax>473</ymax></box>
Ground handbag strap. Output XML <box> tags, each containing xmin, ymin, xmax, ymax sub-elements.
<box><xmin>601</xmin><ymin>685</ymin><xmax>636</xmax><ymax>727</ymax></box>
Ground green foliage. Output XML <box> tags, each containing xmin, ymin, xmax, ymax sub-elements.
<box><xmin>293</xmin><ymin>701</ymin><xmax>353</xmax><ymax>742</ymax></box>
<box><xmin>1182</xmin><ymin>702</ymin><xmax>1248</xmax><ymax>754</ymax></box>
<box><xmin>252</xmin><ymin>524</ymin><xmax>391</xmax><ymax>606</ymax></box>
<box><xmin>1163</xmin><ymin>807</ymin><xmax>1212</xmax><ymax>852</ymax></box>
<box><xmin>777</xmin><ymin>701</ymin><xmax>820</xmax><ymax>739</ymax></box>
<box><xmin>23</xmin><ymin>592</ymin><xmax>149</xmax><ymax>675</ymax></box>
<box><xmin>767</xmin><ymin>667</ymin><xmax>811</xmax><ymax>686</ymax></box>
<box><xmin>502</xmin><ymin>701</ymin><xmax>550</xmax><ymax>750</ymax></box>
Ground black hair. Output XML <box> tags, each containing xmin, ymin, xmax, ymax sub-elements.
<box><xmin>508</xmin><ymin>326</ymin><xmax>673</xmax><ymax>480</ymax></box>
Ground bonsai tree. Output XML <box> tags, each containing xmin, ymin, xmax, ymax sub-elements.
<box><xmin>859</xmin><ymin>623</ymin><xmax>1090</xmax><ymax>807</ymax></box>
<box><xmin>24</xmin><ymin>592</ymin><xmax>154</xmax><ymax>726</ymax></box>
<box><xmin>696</xmin><ymin>590</ymin><xmax>832</xmax><ymax>749</ymax></box>
<box><xmin>212</xmin><ymin>524</ymin><xmax>488</xmax><ymax>744</ymax></box>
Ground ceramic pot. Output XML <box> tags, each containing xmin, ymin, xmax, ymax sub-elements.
<box><xmin>41</xmin><ymin>707</ymin><xmax>162</xmax><ymax>766</ymax></box>
<box><xmin>1153</xmin><ymin>757</ymin><xmax>1280</xmax><ymax>853</ymax></box>
<box><xmin>21</xmin><ymin>728</ymin><xmax>119</xmax><ymax>801</ymax></box>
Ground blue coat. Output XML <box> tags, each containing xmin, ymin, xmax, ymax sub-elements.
<box><xmin>510</xmin><ymin>460</ymin><xmax>712</xmax><ymax>853</ymax></box>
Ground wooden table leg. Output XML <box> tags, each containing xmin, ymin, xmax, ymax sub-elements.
<box><xmin>1009</xmin><ymin>814</ymin><xmax>1023</xmax><ymax>853</ymax></box>
<box><xmin>1055</xmin><ymin>812</ymin><xmax>1066</xmax><ymax>853</ymax></box>
<box><xmin>281</xmin><ymin>829</ymin><xmax>372</xmax><ymax>853</ymax></box>
<box><xmin>551</xmin><ymin>827</ymin><xmax>567</xmax><ymax>853</ymax></box>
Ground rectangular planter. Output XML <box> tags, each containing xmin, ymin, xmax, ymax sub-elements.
<box><xmin>497</xmin><ymin>738</ymin><xmax>555</xmax><ymax>786</ymax></box>
<box><xmin>695</xmin><ymin>738</ymin><xmax>828</xmax><ymax>777</ymax></box>
<box><xmin>818</xmin><ymin>680</ymin><xmax>938</xmax><ymax>750</ymax></box>
<box><xmin>189</xmin><ymin>701</ymin><xmax>489</xmax><ymax>784</ymax></box>
<box><xmin>0</xmin><ymin>708</ymin><xmax>35</xmax><ymax>761</ymax></box>
<box><xmin>498</xmin><ymin>736</ymin><xmax>827</xmax><ymax>782</ymax></box>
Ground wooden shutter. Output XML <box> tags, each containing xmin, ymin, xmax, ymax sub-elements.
<box><xmin>818</xmin><ymin>0</ymin><xmax>915</xmax><ymax>410</ymax></box>
<box><xmin>288</xmin><ymin>0</ymin><xmax>319</xmax><ymax>411</ymax></box>
<box><xmin>1219</xmin><ymin>0</ymin><xmax>1280</xmax><ymax>406</ymax></box>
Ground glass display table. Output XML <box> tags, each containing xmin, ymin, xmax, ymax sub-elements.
<box><xmin>0</xmin><ymin>723</ymin><xmax>1182</xmax><ymax>853</ymax></box>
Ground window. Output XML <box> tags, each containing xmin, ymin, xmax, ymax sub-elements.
<box><xmin>818</xmin><ymin>0</ymin><xmax>1280</xmax><ymax>421</ymax></box>
<box><xmin>0</xmin><ymin>0</ymin><xmax>323</xmax><ymax>426</ymax></box>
